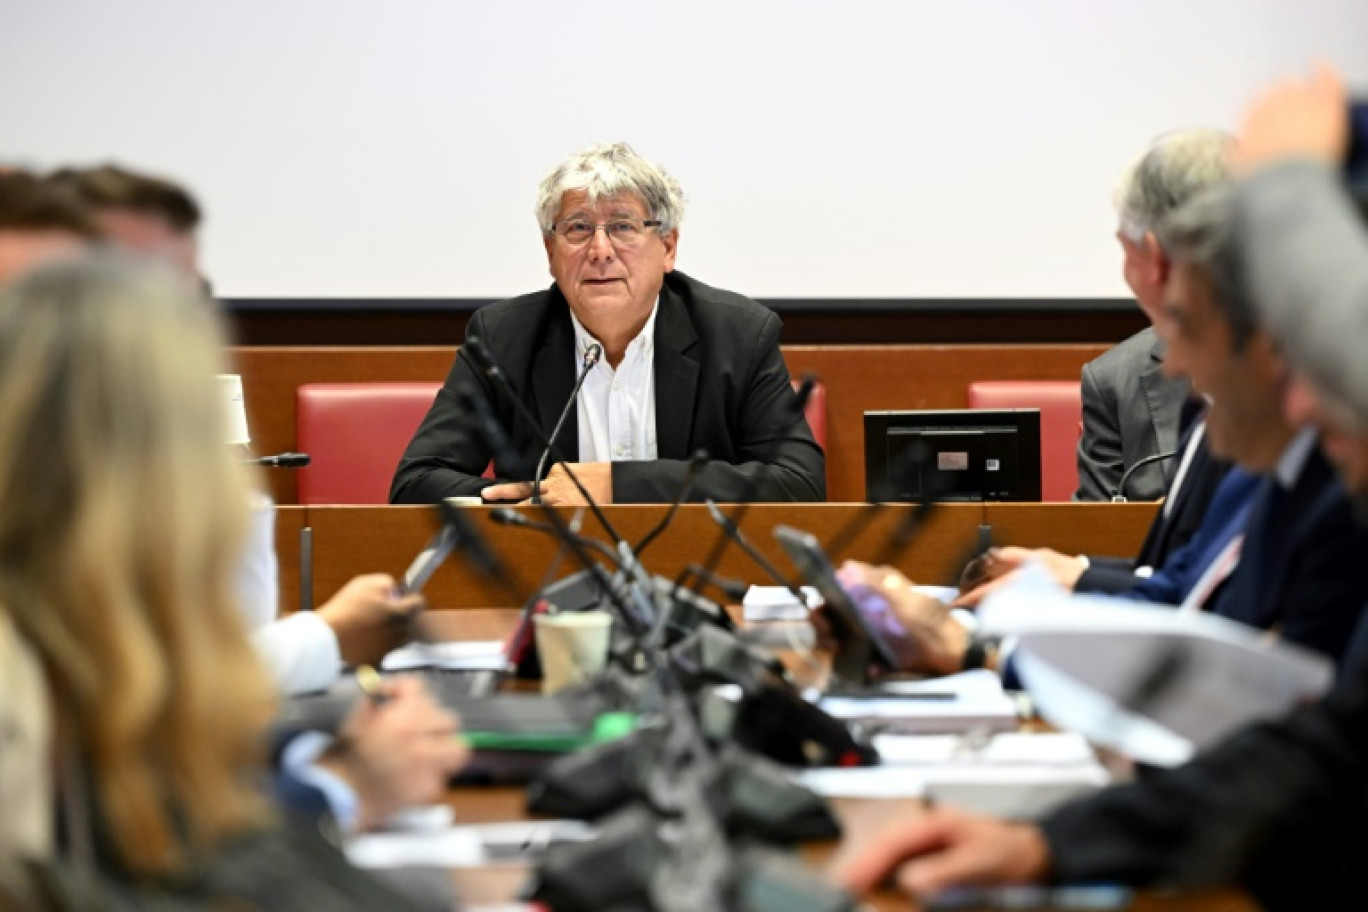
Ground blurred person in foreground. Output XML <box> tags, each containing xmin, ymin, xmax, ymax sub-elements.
<box><xmin>0</xmin><ymin>170</ymin><xmax>98</xmax><ymax>287</ymax></box>
<box><xmin>50</xmin><ymin>163</ymin><xmax>202</xmax><ymax>282</ymax></box>
<box><xmin>0</xmin><ymin>256</ymin><xmax>464</xmax><ymax>909</ymax></box>
<box><xmin>831</xmin><ymin>66</ymin><xmax>1368</xmax><ymax>911</ymax></box>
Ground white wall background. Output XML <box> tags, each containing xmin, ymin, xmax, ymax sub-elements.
<box><xmin>4</xmin><ymin>0</ymin><xmax>1367</xmax><ymax>299</ymax></box>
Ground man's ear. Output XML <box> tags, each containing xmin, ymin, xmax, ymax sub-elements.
<box><xmin>1144</xmin><ymin>232</ymin><xmax>1170</xmax><ymax>285</ymax></box>
<box><xmin>543</xmin><ymin>233</ymin><xmax>556</xmax><ymax>276</ymax></box>
<box><xmin>661</xmin><ymin>229</ymin><xmax>679</xmax><ymax>273</ymax></box>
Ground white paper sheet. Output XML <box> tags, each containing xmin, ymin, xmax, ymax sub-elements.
<box><xmin>347</xmin><ymin>827</ymin><xmax>485</xmax><ymax>868</ymax></box>
<box><xmin>978</xmin><ymin>584</ymin><xmax>1335</xmax><ymax>766</ymax></box>
<box><xmin>872</xmin><ymin>731</ymin><xmax>1095</xmax><ymax>766</ymax></box>
<box><xmin>819</xmin><ymin>670</ymin><xmax>1020</xmax><ymax>734</ymax></box>
<box><xmin>381</xmin><ymin>640</ymin><xmax>510</xmax><ymax>672</ymax></box>
<box><xmin>742</xmin><ymin>585</ymin><xmax>823</xmax><ymax>621</ymax></box>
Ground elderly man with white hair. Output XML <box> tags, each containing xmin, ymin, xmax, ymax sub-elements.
<box><xmin>1075</xmin><ymin>128</ymin><xmax>1230</xmax><ymax>502</ymax></box>
<box><xmin>392</xmin><ymin>142</ymin><xmax>825</xmax><ymax>506</ymax></box>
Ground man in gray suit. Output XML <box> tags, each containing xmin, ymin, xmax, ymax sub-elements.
<box><xmin>1075</xmin><ymin>129</ymin><xmax>1230</xmax><ymax>501</ymax></box>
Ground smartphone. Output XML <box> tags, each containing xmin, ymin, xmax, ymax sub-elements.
<box><xmin>773</xmin><ymin>524</ymin><xmax>900</xmax><ymax>682</ymax></box>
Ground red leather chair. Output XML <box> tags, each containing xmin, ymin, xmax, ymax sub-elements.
<box><xmin>296</xmin><ymin>382</ymin><xmax>442</xmax><ymax>505</ymax></box>
<box><xmin>966</xmin><ymin>380</ymin><xmax>1082</xmax><ymax>502</ymax></box>
<box><xmin>796</xmin><ymin>379</ymin><xmax>827</xmax><ymax>452</ymax></box>
<box><xmin>295</xmin><ymin>378</ymin><xmax>829</xmax><ymax>505</ymax></box>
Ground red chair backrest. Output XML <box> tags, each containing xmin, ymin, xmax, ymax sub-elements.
<box><xmin>966</xmin><ymin>380</ymin><xmax>1082</xmax><ymax>501</ymax></box>
<box><xmin>796</xmin><ymin>379</ymin><xmax>827</xmax><ymax>452</ymax></box>
<box><xmin>296</xmin><ymin>382</ymin><xmax>442</xmax><ymax>505</ymax></box>
<box><xmin>294</xmin><ymin>378</ymin><xmax>828</xmax><ymax>504</ymax></box>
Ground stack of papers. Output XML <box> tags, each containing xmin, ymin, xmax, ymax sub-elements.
<box><xmin>742</xmin><ymin>585</ymin><xmax>822</xmax><ymax>621</ymax></box>
<box><xmin>818</xmin><ymin>670</ymin><xmax>1020</xmax><ymax>735</ymax></box>
<box><xmin>797</xmin><ymin>731</ymin><xmax>1109</xmax><ymax>818</ymax></box>
<box><xmin>978</xmin><ymin>588</ymin><xmax>1335</xmax><ymax>766</ymax></box>
<box><xmin>381</xmin><ymin>640</ymin><xmax>510</xmax><ymax>672</ymax></box>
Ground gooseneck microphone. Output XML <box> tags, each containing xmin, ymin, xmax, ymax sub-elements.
<box><xmin>703</xmin><ymin>499</ymin><xmax>810</xmax><ymax>608</ymax></box>
<box><xmin>534</xmin><ymin>342</ymin><xmax>603</xmax><ymax>505</ymax></box>
<box><xmin>246</xmin><ymin>452</ymin><xmax>311</xmax><ymax>468</ymax></box>
<box><xmin>679</xmin><ymin>375</ymin><xmax>820</xmax><ymax>601</ymax></box>
<box><xmin>1112</xmin><ymin>449</ymin><xmax>1178</xmax><ymax>503</ymax></box>
<box><xmin>488</xmin><ymin>507</ymin><xmax>625</xmax><ymax>569</ymax></box>
<box><xmin>460</xmin><ymin>336</ymin><xmax>624</xmax><ymax>547</ymax></box>
<box><xmin>632</xmin><ymin>450</ymin><xmax>709</xmax><ymax>557</ymax></box>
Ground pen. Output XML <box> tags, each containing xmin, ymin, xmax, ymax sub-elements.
<box><xmin>826</xmin><ymin>690</ymin><xmax>959</xmax><ymax>701</ymax></box>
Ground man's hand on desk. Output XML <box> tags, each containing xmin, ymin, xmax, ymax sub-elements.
<box><xmin>480</xmin><ymin>462</ymin><xmax>614</xmax><ymax>506</ymax></box>
<box><xmin>830</xmin><ymin>806</ymin><xmax>1051</xmax><ymax>897</ymax></box>
<box><xmin>318</xmin><ymin>676</ymin><xmax>470</xmax><ymax>832</ymax></box>
<box><xmin>836</xmin><ymin>561</ymin><xmax>970</xmax><ymax>677</ymax></box>
<box><xmin>317</xmin><ymin>573</ymin><xmax>425</xmax><ymax>667</ymax></box>
<box><xmin>953</xmin><ymin>547</ymin><xmax>1087</xmax><ymax>608</ymax></box>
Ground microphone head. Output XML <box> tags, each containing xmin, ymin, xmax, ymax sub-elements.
<box><xmin>463</xmin><ymin>335</ymin><xmax>498</xmax><ymax>376</ymax></box>
<box><xmin>583</xmin><ymin>342</ymin><xmax>604</xmax><ymax>367</ymax></box>
<box><xmin>489</xmin><ymin>506</ymin><xmax>526</xmax><ymax>527</ymax></box>
<box><xmin>791</xmin><ymin>373</ymin><xmax>817</xmax><ymax>409</ymax></box>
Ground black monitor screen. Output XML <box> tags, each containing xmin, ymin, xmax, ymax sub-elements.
<box><xmin>864</xmin><ymin>409</ymin><xmax>1042</xmax><ymax>502</ymax></box>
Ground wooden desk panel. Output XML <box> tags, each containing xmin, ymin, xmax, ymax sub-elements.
<box><xmin>232</xmin><ymin>344</ymin><xmax>1110</xmax><ymax>504</ymax></box>
<box><xmin>274</xmin><ymin>505</ymin><xmax>307</xmax><ymax>615</ymax></box>
<box><xmin>301</xmin><ymin>502</ymin><xmax>1157</xmax><ymax>609</ymax></box>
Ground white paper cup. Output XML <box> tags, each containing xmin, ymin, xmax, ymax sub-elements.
<box><xmin>534</xmin><ymin>611</ymin><xmax>613</xmax><ymax>694</ymax></box>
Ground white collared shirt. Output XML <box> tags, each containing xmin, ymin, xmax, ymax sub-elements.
<box><xmin>1275</xmin><ymin>426</ymin><xmax>1318</xmax><ymax>491</ymax></box>
<box><xmin>570</xmin><ymin>301</ymin><xmax>659</xmax><ymax>464</ymax></box>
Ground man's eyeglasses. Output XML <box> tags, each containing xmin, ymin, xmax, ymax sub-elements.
<box><xmin>552</xmin><ymin>217</ymin><xmax>663</xmax><ymax>248</ymax></box>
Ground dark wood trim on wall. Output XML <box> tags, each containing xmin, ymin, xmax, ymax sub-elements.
<box><xmin>222</xmin><ymin>297</ymin><xmax>1147</xmax><ymax>346</ymax></box>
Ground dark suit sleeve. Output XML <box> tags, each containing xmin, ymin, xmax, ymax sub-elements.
<box><xmin>389</xmin><ymin>311</ymin><xmax>499</xmax><ymax>504</ymax></box>
<box><xmin>612</xmin><ymin>310</ymin><xmax>826</xmax><ymax>503</ymax></box>
<box><xmin>1041</xmin><ymin>647</ymin><xmax>1368</xmax><ymax>906</ymax></box>
<box><xmin>1074</xmin><ymin>359</ymin><xmax>1124</xmax><ymax>502</ymax></box>
<box><xmin>1074</xmin><ymin>559</ymin><xmax>1144</xmax><ymax>595</ymax></box>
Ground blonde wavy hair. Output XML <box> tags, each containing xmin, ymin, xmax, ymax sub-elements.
<box><xmin>0</xmin><ymin>256</ymin><xmax>275</xmax><ymax>876</ymax></box>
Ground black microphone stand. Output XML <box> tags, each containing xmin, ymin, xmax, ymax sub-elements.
<box><xmin>534</xmin><ymin>341</ymin><xmax>602</xmax><ymax>505</ymax></box>
<box><xmin>1112</xmin><ymin>449</ymin><xmax>1178</xmax><ymax>502</ymax></box>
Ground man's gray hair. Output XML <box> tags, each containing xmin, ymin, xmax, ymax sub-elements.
<box><xmin>1115</xmin><ymin>128</ymin><xmax>1233</xmax><ymax>241</ymax></box>
<box><xmin>536</xmin><ymin>142</ymin><xmax>686</xmax><ymax>235</ymax></box>
<box><xmin>1156</xmin><ymin>185</ymin><xmax>1258</xmax><ymax>349</ymax></box>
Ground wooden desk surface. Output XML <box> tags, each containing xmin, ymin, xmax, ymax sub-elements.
<box><xmin>280</xmin><ymin>501</ymin><xmax>1158</xmax><ymax>613</ymax></box>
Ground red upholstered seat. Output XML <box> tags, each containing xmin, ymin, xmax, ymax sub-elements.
<box><xmin>295</xmin><ymin>377</ymin><xmax>828</xmax><ymax>505</ymax></box>
<box><xmin>797</xmin><ymin>379</ymin><xmax>827</xmax><ymax>452</ymax></box>
<box><xmin>297</xmin><ymin>382</ymin><xmax>442</xmax><ymax>505</ymax></box>
<box><xmin>966</xmin><ymin>380</ymin><xmax>1082</xmax><ymax>502</ymax></box>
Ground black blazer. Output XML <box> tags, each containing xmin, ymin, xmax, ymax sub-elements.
<box><xmin>389</xmin><ymin>271</ymin><xmax>826</xmax><ymax>504</ymax></box>
<box><xmin>1207</xmin><ymin>444</ymin><xmax>1368</xmax><ymax>664</ymax></box>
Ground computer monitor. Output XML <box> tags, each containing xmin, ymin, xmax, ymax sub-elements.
<box><xmin>864</xmin><ymin>409</ymin><xmax>1042</xmax><ymax>503</ymax></box>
